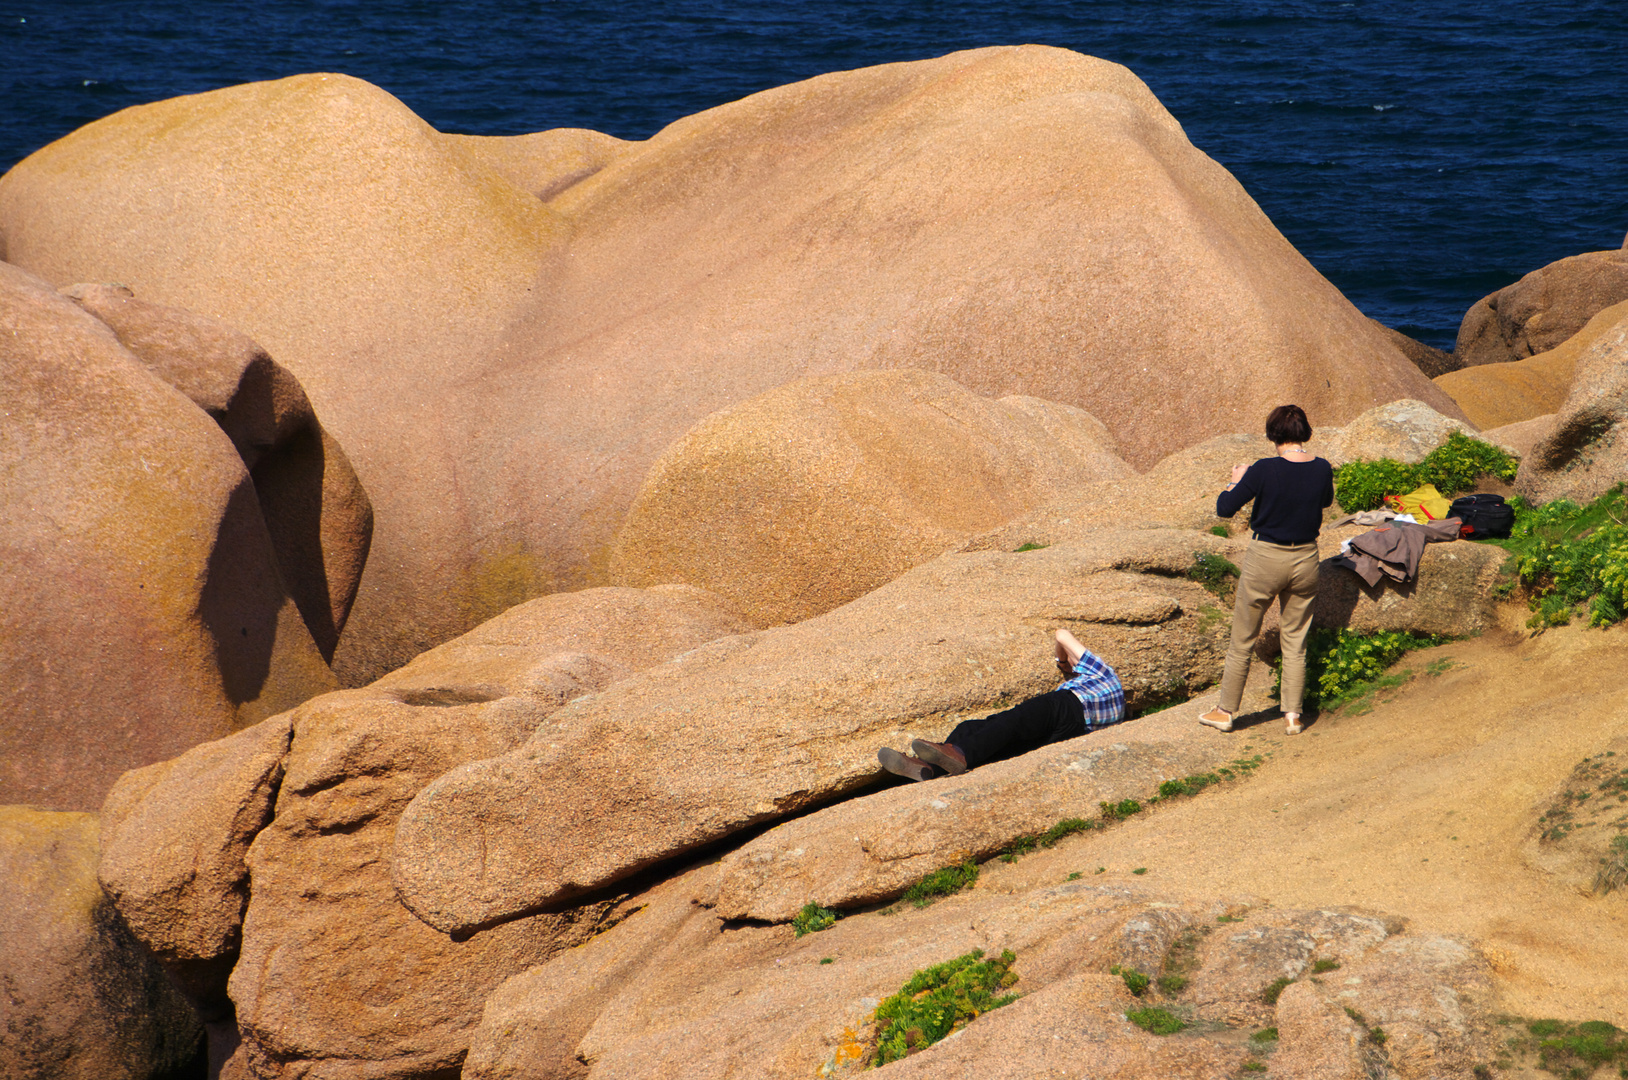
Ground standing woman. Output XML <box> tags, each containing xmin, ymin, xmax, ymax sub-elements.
<box><xmin>1199</xmin><ymin>404</ymin><xmax>1333</xmax><ymax>736</ymax></box>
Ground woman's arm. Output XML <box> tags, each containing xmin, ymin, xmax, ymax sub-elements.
<box><xmin>1216</xmin><ymin>461</ymin><xmax>1260</xmax><ymax>518</ymax></box>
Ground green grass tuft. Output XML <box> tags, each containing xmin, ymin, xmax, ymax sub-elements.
<box><xmin>1262</xmin><ymin>977</ymin><xmax>1294</xmax><ymax>1005</ymax></box>
<box><xmin>792</xmin><ymin>902</ymin><xmax>840</xmax><ymax>937</ymax></box>
<box><xmin>1099</xmin><ymin>798</ymin><xmax>1143</xmax><ymax>821</ymax></box>
<box><xmin>1189</xmin><ymin>551</ymin><xmax>1242</xmax><ymax>598</ymax></box>
<box><xmin>1111</xmin><ymin>965</ymin><xmax>1150</xmax><ymax>996</ymax></box>
<box><xmin>1489</xmin><ymin>484</ymin><xmax>1628</xmax><ymax>629</ymax></box>
<box><xmin>903</xmin><ymin>862</ymin><xmax>978</xmax><ymax>908</ymax></box>
<box><xmin>872</xmin><ymin>948</ymin><xmax>1019</xmax><ymax>1065</ymax></box>
<box><xmin>1311</xmin><ymin>958</ymin><xmax>1341</xmax><ymax>974</ymax></box>
<box><xmin>1126</xmin><ymin>1006</ymin><xmax>1187</xmax><ymax>1035</ymax></box>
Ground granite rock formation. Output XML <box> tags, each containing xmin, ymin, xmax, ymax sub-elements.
<box><xmin>96</xmin><ymin>585</ymin><xmax>746</xmax><ymax>1079</ymax></box>
<box><xmin>0</xmin><ymin>47</ymin><xmax>1461</xmax><ymax>683</ymax></box>
<box><xmin>393</xmin><ymin>530</ymin><xmax>1243</xmax><ymax>935</ymax></box>
<box><xmin>63</xmin><ymin>283</ymin><xmax>373</xmax><ymax>661</ymax></box>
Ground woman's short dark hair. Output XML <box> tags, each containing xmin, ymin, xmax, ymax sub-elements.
<box><xmin>1265</xmin><ymin>404</ymin><xmax>1312</xmax><ymax>445</ymax></box>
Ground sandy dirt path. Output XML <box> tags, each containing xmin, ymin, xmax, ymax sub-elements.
<box><xmin>986</xmin><ymin>618</ymin><xmax>1628</xmax><ymax>1023</ymax></box>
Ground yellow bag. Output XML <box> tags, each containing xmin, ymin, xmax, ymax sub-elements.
<box><xmin>1385</xmin><ymin>484</ymin><xmax>1452</xmax><ymax>522</ymax></box>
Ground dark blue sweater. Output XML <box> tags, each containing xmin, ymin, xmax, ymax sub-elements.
<box><xmin>1216</xmin><ymin>456</ymin><xmax>1335</xmax><ymax>544</ymax></box>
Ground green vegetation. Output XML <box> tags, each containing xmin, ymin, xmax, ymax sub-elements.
<box><xmin>1311</xmin><ymin>958</ymin><xmax>1342</xmax><ymax>974</ymax></box>
<box><xmin>871</xmin><ymin>949</ymin><xmax>1019</xmax><ymax>1065</ymax></box>
<box><xmin>1111</xmin><ymin>965</ymin><xmax>1150</xmax><ymax>996</ymax></box>
<box><xmin>1067</xmin><ymin>871</ymin><xmax>1083</xmax><ymax>881</ymax></box>
<box><xmin>1099</xmin><ymin>798</ymin><xmax>1143</xmax><ymax>821</ymax></box>
<box><xmin>1332</xmin><ymin>431</ymin><xmax>1519</xmax><ymax>513</ymax></box>
<box><xmin>903</xmin><ymin>862</ymin><xmax>978</xmax><ymax>908</ymax></box>
<box><xmin>1132</xmin><ymin>867</ymin><xmax>1148</xmax><ymax>875</ymax></box>
<box><xmin>1495</xmin><ymin>1016</ymin><xmax>1628</xmax><ymax>1077</ymax></box>
<box><xmin>1595</xmin><ymin>835</ymin><xmax>1628</xmax><ymax>897</ymax></box>
<box><xmin>1155</xmin><ymin>772</ymin><xmax>1222</xmax><ymax>800</ymax></box>
<box><xmin>998</xmin><ymin>817</ymin><xmax>1097</xmax><ymax>862</ymax></box>
<box><xmin>1014</xmin><ymin>541</ymin><xmax>1050</xmax><ymax>552</ymax></box>
<box><xmin>1158</xmin><ymin>925</ymin><xmax>1203</xmax><ymax>999</ymax></box>
<box><xmin>1536</xmin><ymin>752</ymin><xmax>1628</xmax><ymax>849</ymax></box>
<box><xmin>1491</xmin><ymin>485</ymin><xmax>1628</xmax><ymax>628</ymax></box>
<box><xmin>1276</xmin><ymin>627</ymin><xmax>1447</xmax><ymax>710</ymax></box>
<box><xmin>1262</xmin><ymin>977</ymin><xmax>1294</xmax><ymax>1005</ymax></box>
<box><xmin>792</xmin><ymin>902</ymin><xmax>840</xmax><ymax>937</ymax></box>
<box><xmin>1251</xmin><ymin>1027</ymin><xmax>1280</xmax><ymax>1043</ymax></box>
<box><xmin>1157</xmin><ymin>974</ymin><xmax>1188</xmax><ymax>995</ymax></box>
<box><xmin>1241</xmin><ymin>1062</ymin><xmax>1267</xmax><ymax>1073</ymax></box>
<box><xmin>1210</xmin><ymin>524</ymin><xmax>1231</xmax><ymax>537</ymax></box>
<box><xmin>820</xmin><ymin>957</ymin><xmax>834</xmax><ymax>964</ymax></box>
<box><xmin>1126</xmin><ymin>1007</ymin><xmax>1187</xmax><ymax>1035</ymax></box>
<box><xmin>1189</xmin><ymin>551</ymin><xmax>1242</xmax><ymax>598</ymax></box>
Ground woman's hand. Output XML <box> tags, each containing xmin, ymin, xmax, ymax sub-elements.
<box><xmin>1229</xmin><ymin>463</ymin><xmax>1248</xmax><ymax>485</ymax></box>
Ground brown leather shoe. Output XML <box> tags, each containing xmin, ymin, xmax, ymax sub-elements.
<box><xmin>910</xmin><ymin>739</ymin><xmax>968</xmax><ymax>776</ymax></box>
<box><xmin>878</xmin><ymin>747</ymin><xmax>935</xmax><ymax>782</ymax></box>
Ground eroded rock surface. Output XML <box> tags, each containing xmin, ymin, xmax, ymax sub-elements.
<box><xmin>0</xmin><ymin>261</ymin><xmax>335</xmax><ymax>810</ymax></box>
<box><xmin>1436</xmin><ymin>298</ymin><xmax>1628</xmax><ymax>431</ymax></box>
<box><xmin>1514</xmin><ymin>310</ymin><xmax>1628</xmax><ymax>505</ymax></box>
<box><xmin>64</xmin><ymin>283</ymin><xmax>374</xmax><ymax>661</ymax></box>
<box><xmin>394</xmin><ymin>530</ymin><xmax>1241</xmax><ymax>934</ymax></box>
<box><xmin>0</xmin><ymin>807</ymin><xmax>203</xmax><ymax>1080</ymax></box>
<box><xmin>610</xmin><ymin>369</ymin><xmax>1133</xmax><ymax>627</ymax></box>
<box><xmin>214</xmin><ymin>586</ymin><xmax>743</xmax><ymax>1079</ymax></box>
<box><xmin>464</xmin><ymin>856</ymin><xmax>1493</xmax><ymax>1080</ymax></box>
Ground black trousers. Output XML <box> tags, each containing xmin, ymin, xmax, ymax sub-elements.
<box><xmin>945</xmin><ymin>689</ymin><xmax>1086</xmax><ymax>770</ymax></box>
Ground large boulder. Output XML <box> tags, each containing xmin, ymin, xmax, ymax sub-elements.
<box><xmin>393</xmin><ymin>529</ymin><xmax>1242</xmax><ymax>935</ymax></box>
<box><xmin>0</xmin><ymin>47</ymin><xmax>1460</xmax><ymax>683</ymax></box>
<box><xmin>1436</xmin><ymin>298</ymin><xmax>1628</xmax><ymax>430</ymax></box>
<box><xmin>1455</xmin><ymin>249</ymin><xmax>1628</xmax><ymax>367</ymax></box>
<box><xmin>609</xmin><ymin>369</ymin><xmax>1134</xmax><ymax>627</ymax></box>
<box><xmin>98</xmin><ymin>715</ymin><xmax>294</xmax><ymax>1016</ymax></box>
<box><xmin>98</xmin><ymin>585</ymin><xmax>744</xmax><ymax>1079</ymax></box>
<box><xmin>63</xmin><ymin>283</ymin><xmax>373</xmax><ymax>661</ymax></box>
<box><xmin>0</xmin><ymin>807</ymin><xmax>203</xmax><ymax>1080</ymax></box>
<box><xmin>1314</xmin><ymin>531</ymin><xmax>1509</xmax><ymax>640</ymax></box>
<box><xmin>1515</xmin><ymin>310</ymin><xmax>1628</xmax><ymax>505</ymax></box>
<box><xmin>0</xmin><ymin>262</ymin><xmax>336</xmax><ymax>810</ymax></box>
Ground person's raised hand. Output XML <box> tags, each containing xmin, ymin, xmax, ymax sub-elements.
<box><xmin>1229</xmin><ymin>463</ymin><xmax>1248</xmax><ymax>485</ymax></box>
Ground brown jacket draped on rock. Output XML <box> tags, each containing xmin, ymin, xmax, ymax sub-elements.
<box><xmin>1339</xmin><ymin>518</ymin><xmax>1462</xmax><ymax>587</ymax></box>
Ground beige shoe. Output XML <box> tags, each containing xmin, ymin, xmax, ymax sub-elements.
<box><xmin>1198</xmin><ymin>707</ymin><xmax>1234</xmax><ymax>733</ymax></box>
<box><xmin>1284</xmin><ymin>713</ymin><xmax>1304</xmax><ymax>735</ymax></box>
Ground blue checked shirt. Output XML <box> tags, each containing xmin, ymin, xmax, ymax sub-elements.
<box><xmin>1058</xmin><ymin>649</ymin><xmax>1126</xmax><ymax>731</ymax></box>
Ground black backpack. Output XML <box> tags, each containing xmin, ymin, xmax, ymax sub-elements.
<box><xmin>1449</xmin><ymin>493</ymin><xmax>1514</xmax><ymax>540</ymax></box>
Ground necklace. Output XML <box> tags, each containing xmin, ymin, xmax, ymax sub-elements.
<box><xmin>1281</xmin><ymin>445</ymin><xmax>1308</xmax><ymax>455</ymax></box>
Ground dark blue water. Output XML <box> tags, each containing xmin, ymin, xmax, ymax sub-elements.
<box><xmin>4</xmin><ymin>2</ymin><xmax>1625</xmax><ymax>348</ymax></box>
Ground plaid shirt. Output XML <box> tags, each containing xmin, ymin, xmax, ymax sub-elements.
<box><xmin>1058</xmin><ymin>649</ymin><xmax>1126</xmax><ymax>731</ymax></box>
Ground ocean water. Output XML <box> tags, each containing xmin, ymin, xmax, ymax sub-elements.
<box><xmin>3</xmin><ymin>1</ymin><xmax>1624</xmax><ymax>349</ymax></box>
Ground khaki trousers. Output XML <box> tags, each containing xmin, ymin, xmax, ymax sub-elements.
<box><xmin>1218</xmin><ymin>539</ymin><xmax>1321</xmax><ymax>715</ymax></box>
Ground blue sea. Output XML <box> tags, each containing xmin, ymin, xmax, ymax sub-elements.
<box><xmin>3</xmin><ymin>1</ymin><xmax>1625</xmax><ymax>349</ymax></box>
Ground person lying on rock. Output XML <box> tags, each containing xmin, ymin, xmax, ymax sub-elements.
<box><xmin>878</xmin><ymin>629</ymin><xmax>1126</xmax><ymax>781</ymax></box>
